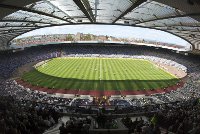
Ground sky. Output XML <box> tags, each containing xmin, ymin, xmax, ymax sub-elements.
<box><xmin>16</xmin><ymin>24</ymin><xmax>191</xmax><ymax>47</ymax></box>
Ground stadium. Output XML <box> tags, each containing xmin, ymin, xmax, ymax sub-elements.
<box><xmin>0</xmin><ymin>0</ymin><xmax>200</xmax><ymax>134</ymax></box>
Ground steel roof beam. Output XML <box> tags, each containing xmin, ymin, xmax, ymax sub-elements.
<box><xmin>0</xmin><ymin>19</ymin><xmax>55</xmax><ymax>25</ymax></box>
<box><xmin>0</xmin><ymin>32</ymin><xmax>25</xmax><ymax>37</ymax></box>
<box><xmin>135</xmin><ymin>12</ymin><xmax>200</xmax><ymax>25</ymax></box>
<box><xmin>45</xmin><ymin>0</ymin><xmax>76</xmax><ymax>23</ymax></box>
<box><xmin>0</xmin><ymin>3</ymin><xmax>73</xmax><ymax>24</ymax></box>
<box><xmin>0</xmin><ymin>25</ymin><xmax>38</xmax><ymax>28</ymax></box>
<box><xmin>0</xmin><ymin>36</ymin><xmax>10</xmax><ymax>41</ymax></box>
<box><xmin>0</xmin><ymin>31</ymin><xmax>29</xmax><ymax>36</ymax></box>
<box><xmin>112</xmin><ymin>0</ymin><xmax>147</xmax><ymax>24</ymax></box>
<box><xmin>0</xmin><ymin>28</ymin><xmax>33</xmax><ymax>32</ymax></box>
<box><xmin>166</xmin><ymin>28</ymin><xmax>200</xmax><ymax>32</ymax></box>
<box><xmin>0</xmin><ymin>29</ymin><xmax>31</xmax><ymax>34</ymax></box>
<box><xmin>73</xmin><ymin>0</ymin><xmax>95</xmax><ymax>22</ymax></box>
<box><xmin>152</xmin><ymin>24</ymin><xmax>200</xmax><ymax>28</ymax></box>
<box><xmin>167</xmin><ymin>32</ymin><xmax>200</xmax><ymax>36</ymax></box>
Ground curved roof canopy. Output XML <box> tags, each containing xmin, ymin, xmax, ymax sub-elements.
<box><xmin>0</xmin><ymin>0</ymin><xmax>200</xmax><ymax>51</ymax></box>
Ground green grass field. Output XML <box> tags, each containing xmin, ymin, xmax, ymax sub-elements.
<box><xmin>22</xmin><ymin>57</ymin><xmax>179</xmax><ymax>91</ymax></box>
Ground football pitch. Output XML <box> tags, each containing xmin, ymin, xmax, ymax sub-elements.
<box><xmin>22</xmin><ymin>57</ymin><xmax>179</xmax><ymax>91</ymax></box>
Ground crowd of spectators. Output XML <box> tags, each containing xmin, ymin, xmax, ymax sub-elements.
<box><xmin>0</xmin><ymin>44</ymin><xmax>200</xmax><ymax>133</ymax></box>
<box><xmin>0</xmin><ymin>80</ymin><xmax>72</xmax><ymax>106</ymax></box>
<box><xmin>0</xmin><ymin>45</ymin><xmax>60</xmax><ymax>78</ymax></box>
<box><xmin>0</xmin><ymin>96</ymin><xmax>60</xmax><ymax>134</ymax></box>
<box><xmin>0</xmin><ymin>44</ymin><xmax>199</xmax><ymax>78</ymax></box>
<box><xmin>59</xmin><ymin>116</ymin><xmax>91</xmax><ymax>134</ymax></box>
<box><xmin>0</xmin><ymin>44</ymin><xmax>199</xmax><ymax>107</ymax></box>
<box><xmin>122</xmin><ymin>98</ymin><xmax>200</xmax><ymax>134</ymax></box>
<box><xmin>95</xmin><ymin>112</ymin><xmax>118</xmax><ymax>129</ymax></box>
<box><xmin>121</xmin><ymin>115</ymin><xmax>158</xmax><ymax>134</ymax></box>
<box><xmin>155</xmin><ymin>99</ymin><xmax>200</xmax><ymax>134</ymax></box>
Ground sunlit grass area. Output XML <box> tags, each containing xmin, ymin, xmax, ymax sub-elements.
<box><xmin>22</xmin><ymin>57</ymin><xmax>179</xmax><ymax>91</ymax></box>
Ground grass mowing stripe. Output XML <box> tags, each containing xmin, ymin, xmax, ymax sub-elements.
<box><xmin>115</xmin><ymin>59</ymin><xmax>126</xmax><ymax>90</ymax></box>
<box><xmin>22</xmin><ymin>57</ymin><xmax>178</xmax><ymax>91</ymax></box>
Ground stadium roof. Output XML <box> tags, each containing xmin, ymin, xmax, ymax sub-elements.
<box><xmin>0</xmin><ymin>0</ymin><xmax>200</xmax><ymax>51</ymax></box>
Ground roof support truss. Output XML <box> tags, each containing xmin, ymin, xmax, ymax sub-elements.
<box><xmin>0</xmin><ymin>25</ymin><xmax>38</xmax><ymax>28</ymax></box>
<box><xmin>45</xmin><ymin>0</ymin><xmax>76</xmax><ymax>23</ymax></box>
<box><xmin>0</xmin><ymin>3</ymin><xmax>73</xmax><ymax>24</ymax></box>
<box><xmin>136</xmin><ymin>12</ymin><xmax>200</xmax><ymax>25</ymax></box>
<box><xmin>73</xmin><ymin>0</ymin><xmax>95</xmax><ymax>23</ymax></box>
<box><xmin>153</xmin><ymin>24</ymin><xmax>200</xmax><ymax>28</ymax></box>
<box><xmin>0</xmin><ymin>19</ymin><xmax>56</xmax><ymax>25</ymax></box>
<box><xmin>112</xmin><ymin>0</ymin><xmax>147</xmax><ymax>24</ymax></box>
